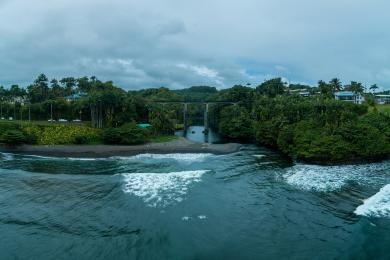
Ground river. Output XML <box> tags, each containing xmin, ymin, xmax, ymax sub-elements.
<box><xmin>0</xmin><ymin>142</ymin><xmax>389</xmax><ymax>259</ymax></box>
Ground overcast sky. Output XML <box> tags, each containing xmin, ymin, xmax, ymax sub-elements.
<box><xmin>0</xmin><ymin>0</ymin><xmax>389</xmax><ymax>90</ymax></box>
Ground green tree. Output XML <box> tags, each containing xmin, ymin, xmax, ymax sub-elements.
<box><xmin>60</xmin><ymin>77</ymin><xmax>76</xmax><ymax>96</ymax></box>
<box><xmin>218</xmin><ymin>106</ymin><xmax>253</xmax><ymax>140</ymax></box>
<box><xmin>28</xmin><ymin>74</ymin><xmax>49</xmax><ymax>103</ymax></box>
<box><xmin>370</xmin><ymin>84</ymin><xmax>379</xmax><ymax>93</ymax></box>
<box><xmin>318</xmin><ymin>80</ymin><xmax>333</xmax><ymax>98</ymax></box>
<box><xmin>149</xmin><ymin>106</ymin><xmax>175</xmax><ymax>135</ymax></box>
<box><xmin>49</xmin><ymin>79</ymin><xmax>65</xmax><ymax>98</ymax></box>
<box><xmin>329</xmin><ymin>78</ymin><xmax>342</xmax><ymax>92</ymax></box>
<box><xmin>344</xmin><ymin>81</ymin><xmax>364</xmax><ymax>93</ymax></box>
<box><xmin>256</xmin><ymin>78</ymin><xmax>285</xmax><ymax>97</ymax></box>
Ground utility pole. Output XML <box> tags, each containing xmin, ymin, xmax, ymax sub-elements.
<box><xmin>50</xmin><ymin>102</ymin><xmax>53</xmax><ymax>122</ymax></box>
<box><xmin>29</xmin><ymin>104</ymin><xmax>31</xmax><ymax>122</ymax></box>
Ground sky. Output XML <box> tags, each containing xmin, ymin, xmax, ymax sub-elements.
<box><xmin>0</xmin><ymin>0</ymin><xmax>389</xmax><ymax>90</ymax></box>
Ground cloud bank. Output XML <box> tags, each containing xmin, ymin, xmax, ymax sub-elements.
<box><xmin>0</xmin><ymin>0</ymin><xmax>389</xmax><ymax>90</ymax></box>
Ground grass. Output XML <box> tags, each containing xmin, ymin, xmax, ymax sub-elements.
<box><xmin>376</xmin><ymin>104</ymin><xmax>390</xmax><ymax>116</ymax></box>
<box><xmin>149</xmin><ymin>135</ymin><xmax>179</xmax><ymax>143</ymax></box>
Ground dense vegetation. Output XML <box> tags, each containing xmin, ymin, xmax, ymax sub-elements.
<box><xmin>0</xmin><ymin>74</ymin><xmax>389</xmax><ymax>163</ymax></box>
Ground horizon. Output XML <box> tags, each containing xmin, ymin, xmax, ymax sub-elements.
<box><xmin>1</xmin><ymin>0</ymin><xmax>390</xmax><ymax>90</ymax></box>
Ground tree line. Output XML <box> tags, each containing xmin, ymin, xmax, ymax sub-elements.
<box><xmin>0</xmin><ymin>74</ymin><xmax>389</xmax><ymax>163</ymax></box>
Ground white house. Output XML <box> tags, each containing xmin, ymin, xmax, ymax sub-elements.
<box><xmin>374</xmin><ymin>94</ymin><xmax>390</xmax><ymax>104</ymax></box>
<box><xmin>334</xmin><ymin>91</ymin><xmax>365</xmax><ymax>104</ymax></box>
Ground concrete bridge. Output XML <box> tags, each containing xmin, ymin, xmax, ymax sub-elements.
<box><xmin>149</xmin><ymin>101</ymin><xmax>238</xmax><ymax>134</ymax></box>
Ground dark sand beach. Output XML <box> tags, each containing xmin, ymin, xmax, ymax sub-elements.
<box><xmin>0</xmin><ymin>137</ymin><xmax>241</xmax><ymax>158</ymax></box>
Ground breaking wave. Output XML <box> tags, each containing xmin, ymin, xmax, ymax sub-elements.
<box><xmin>122</xmin><ymin>170</ymin><xmax>208</xmax><ymax>207</ymax></box>
<box><xmin>0</xmin><ymin>152</ymin><xmax>14</xmax><ymax>161</ymax></box>
<box><xmin>284</xmin><ymin>162</ymin><xmax>390</xmax><ymax>192</ymax></box>
<box><xmin>116</xmin><ymin>153</ymin><xmax>213</xmax><ymax>163</ymax></box>
<box><xmin>0</xmin><ymin>152</ymin><xmax>212</xmax><ymax>163</ymax></box>
<box><xmin>355</xmin><ymin>184</ymin><xmax>390</xmax><ymax>218</ymax></box>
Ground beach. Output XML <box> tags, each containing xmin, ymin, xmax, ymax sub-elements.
<box><xmin>0</xmin><ymin>137</ymin><xmax>241</xmax><ymax>158</ymax></box>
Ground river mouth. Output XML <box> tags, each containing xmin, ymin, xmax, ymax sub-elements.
<box><xmin>176</xmin><ymin>125</ymin><xmax>227</xmax><ymax>143</ymax></box>
<box><xmin>0</xmin><ymin>145</ymin><xmax>389</xmax><ymax>259</ymax></box>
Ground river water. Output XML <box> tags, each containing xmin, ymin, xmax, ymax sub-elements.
<box><xmin>0</xmin><ymin>145</ymin><xmax>390</xmax><ymax>259</ymax></box>
<box><xmin>176</xmin><ymin>125</ymin><xmax>224</xmax><ymax>143</ymax></box>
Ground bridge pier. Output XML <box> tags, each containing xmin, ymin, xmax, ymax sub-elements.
<box><xmin>204</xmin><ymin>103</ymin><xmax>209</xmax><ymax>136</ymax></box>
<box><xmin>183</xmin><ymin>103</ymin><xmax>188</xmax><ymax>133</ymax></box>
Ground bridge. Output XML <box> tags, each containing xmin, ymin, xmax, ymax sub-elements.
<box><xmin>149</xmin><ymin>101</ymin><xmax>238</xmax><ymax>134</ymax></box>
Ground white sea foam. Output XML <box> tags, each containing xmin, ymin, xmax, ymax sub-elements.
<box><xmin>130</xmin><ymin>153</ymin><xmax>212</xmax><ymax>162</ymax></box>
<box><xmin>0</xmin><ymin>152</ymin><xmax>212</xmax><ymax>163</ymax></box>
<box><xmin>284</xmin><ymin>163</ymin><xmax>390</xmax><ymax>192</ymax></box>
<box><xmin>355</xmin><ymin>184</ymin><xmax>390</xmax><ymax>218</ymax></box>
<box><xmin>122</xmin><ymin>170</ymin><xmax>208</xmax><ymax>207</ymax></box>
<box><xmin>0</xmin><ymin>152</ymin><xmax>14</xmax><ymax>160</ymax></box>
<box><xmin>253</xmin><ymin>154</ymin><xmax>266</xmax><ymax>159</ymax></box>
<box><xmin>4</xmin><ymin>153</ymin><xmax>103</xmax><ymax>161</ymax></box>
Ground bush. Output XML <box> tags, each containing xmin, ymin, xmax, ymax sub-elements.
<box><xmin>74</xmin><ymin>135</ymin><xmax>88</xmax><ymax>144</ymax></box>
<box><xmin>0</xmin><ymin>122</ymin><xmax>21</xmax><ymax>134</ymax></box>
<box><xmin>20</xmin><ymin>124</ymin><xmax>42</xmax><ymax>144</ymax></box>
<box><xmin>103</xmin><ymin>123</ymin><xmax>150</xmax><ymax>145</ymax></box>
<box><xmin>1</xmin><ymin>130</ymin><xmax>26</xmax><ymax>145</ymax></box>
<box><xmin>102</xmin><ymin>128</ymin><xmax>122</xmax><ymax>144</ymax></box>
<box><xmin>25</xmin><ymin>124</ymin><xmax>101</xmax><ymax>145</ymax></box>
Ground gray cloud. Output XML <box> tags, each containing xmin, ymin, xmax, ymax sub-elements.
<box><xmin>0</xmin><ymin>0</ymin><xmax>389</xmax><ymax>90</ymax></box>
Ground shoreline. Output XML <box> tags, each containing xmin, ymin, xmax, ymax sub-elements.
<box><xmin>0</xmin><ymin>137</ymin><xmax>242</xmax><ymax>158</ymax></box>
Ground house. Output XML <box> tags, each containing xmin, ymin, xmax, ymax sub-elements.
<box><xmin>65</xmin><ymin>92</ymin><xmax>88</xmax><ymax>102</ymax></box>
<box><xmin>374</xmin><ymin>94</ymin><xmax>390</xmax><ymax>105</ymax></box>
<box><xmin>137</xmin><ymin>123</ymin><xmax>152</xmax><ymax>128</ymax></box>
<box><xmin>288</xmin><ymin>88</ymin><xmax>311</xmax><ymax>97</ymax></box>
<box><xmin>334</xmin><ymin>91</ymin><xmax>365</xmax><ymax>104</ymax></box>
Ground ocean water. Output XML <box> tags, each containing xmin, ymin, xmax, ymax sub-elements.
<box><xmin>0</xmin><ymin>146</ymin><xmax>389</xmax><ymax>259</ymax></box>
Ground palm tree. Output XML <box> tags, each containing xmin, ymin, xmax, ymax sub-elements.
<box><xmin>370</xmin><ymin>84</ymin><xmax>379</xmax><ymax>93</ymax></box>
<box><xmin>329</xmin><ymin>78</ymin><xmax>342</xmax><ymax>92</ymax></box>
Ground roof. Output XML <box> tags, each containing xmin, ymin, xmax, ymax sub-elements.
<box><xmin>65</xmin><ymin>92</ymin><xmax>88</xmax><ymax>100</ymax></box>
<box><xmin>334</xmin><ymin>91</ymin><xmax>358</xmax><ymax>97</ymax></box>
<box><xmin>375</xmin><ymin>94</ymin><xmax>390</xmax><ymax>97</ymax></box>
<box><xmin>137</xmin><ymin>123</ymin><xmax>152</xmax><ymax>128</ymax></box>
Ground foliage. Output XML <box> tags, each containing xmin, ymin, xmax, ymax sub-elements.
<box><xmin>1</xmin><ymin>73</ymin><xmax>389</xmax><ymax>163</ymax></box>
<box><xmin>149</xmin><ymin>107</ymin><xmax>176</xmax><ymax>135</ymax></box>
<box><xmin>102</xmin><ymin>128</ymin><xmax>122</xmax><ymax>144</ymax></box>
<box><xmin>218</xmin><ymin>106</ymin><xmax>253</xmax><ymax>140</ymax></box>
<box><xmin>252</xmin><ymin>97</ymin><xmax>390</xmax><ymax>162</ymax></box>
<box><xmin>344</xmin><ymin>81</ymin><xmax>365</xmax><ymax>93</ymax></box>
<box><xmin>376</xmin><ymin>104</ymin><xmax>390</xmax><ymax>116</ymax></box>
<box><xmin>0</xmin><ymin>122</ymin><xmax>21</xmax><ymax>133</ymax></box>
<box><xmin>174</xmin><ymin>86</ymin><xmax>217</xmax><ymax>102</ymax></box>
<box><xmin>0</xmin><ymin>129</ymin><xmax>27</xmax><ymax>145</ymax></box>
<box><xmin>23</xmin><ymin>124</ymin><xmax>101</xmax><ymax>145</ymax></box>
<box><xmin>103</xmin><ymin>123</ymin><xmax>149</xmax><ymax>145</ymax></box>
<box><xmin>256</xmin><ymin>78</ymin><xmax>285</xmax><ymax>97</ymax></box>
